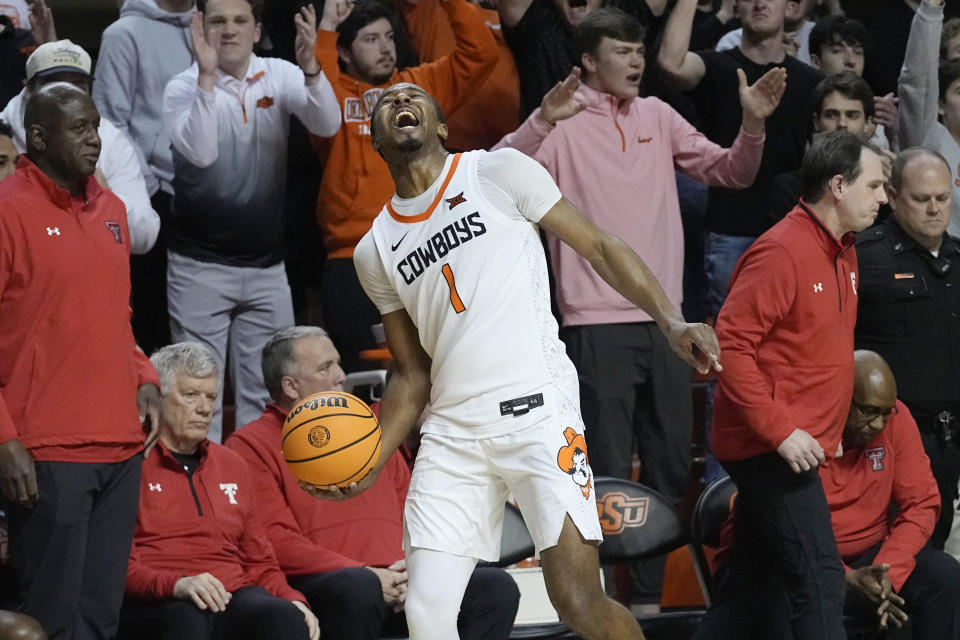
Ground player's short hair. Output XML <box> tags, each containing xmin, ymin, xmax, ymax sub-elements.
<box><xmin>261</xmin><ymin>326</ymin><xmax>330</xmax><ymax>402</ymax></box>
<box><xmin>809</xmin><ymin>15</ymin><xmax>868</xmax><ymax>59</ymax></box>
<box><xmin>572</xmin><ymin>7</ymin><xmax>646</xmax><ymax>64</ymax></box>
<box><xmin>812</xmin><ymin>72</ymin><xmax>875</xmax><ymax>119</ymax></box>
<box><xmin>197</xmin><ymin>0</ymin><xmax>263</xmax><ymax>21</ymax></box>
<box><xmin>890</xmin><ymin>147</ymin><xmax>952</xmax><ymax>192</ymax></box>
<box><xmin>800</xmin><ymin>131</ymin><xmax>881</xmax><ymax>203</ymax></box>
<box><xmin>151</xmin><ymin>342</ymin><xmax>221</xmax><ymax>395</ymax></box>
<box><xmin>940</xmin><ymin>59</ymin><xmax>960</xmax><ymax>103</ymax></box>
<box><xmin>943</xmin><ymin>18</ymin><xmax>960</xmax><ymax>61</ymax></box>
<box><xmin>0</xmin><ymin>119</ymin><xmax>13</xmax><ymax>140</ymax></box>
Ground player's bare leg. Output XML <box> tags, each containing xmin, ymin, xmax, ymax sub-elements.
<box><xmin>540</xmin><ymin>515</ymin><xmax>645</xmax><ymax>639</ymax></box>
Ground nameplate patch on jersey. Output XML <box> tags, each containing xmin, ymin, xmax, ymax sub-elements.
<box><xmin>893</xmin><ymin>273</ymin><xmax>914</xmax><ymax>279</ymax></box>
<box><xmin>499</xmin><ymin>393</ymin><xmax>544</xmax><ymax>417</ymax></box>
<box><xmin>397</xmin><ymin>212</ymin><xmax>486</xmax><ymax>285</ymax></box>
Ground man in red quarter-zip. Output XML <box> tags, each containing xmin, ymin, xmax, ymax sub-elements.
<box><xmin>0</xmin><ymin>82</ymin><xmax>163</xmax><ymax>640</ymax></box>
<box><xmin>708</xmin><ymin>130</ymin><xmax>888</xmax><ymax>638</ymax></box>
<box><xmin>118</xmin><ymin>342</ymin><xmax>319</xmax><ymax>640</ymax></box>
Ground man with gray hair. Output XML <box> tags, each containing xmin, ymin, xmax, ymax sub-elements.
<box><xmin>120</xmin><ymin>341</ymin><xmax>320</xmax><ymax>640</ymax></box>
<box><xmin>225</xmin><ymin>327</ymin><xmax>519</xmax><ymax>640</ymax></box>
<box><xmin>0</xmin><ymin>81</ymin><xmax>162</xmax><ymax>639</ymax></box>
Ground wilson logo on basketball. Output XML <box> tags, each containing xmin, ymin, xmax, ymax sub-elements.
<box><xmin>289</xmin><ymin>395</ymin><xmax>349</xmax><ymax>420</ymax></box>
<box><xmin>596</xmin><ymin>493</ymin><xmax>649</xmax><ymax>535</ymax></box>
<box><xmin>307</xmin><ymin>425</ymin><xmax>331</xmax><ymax>449</ymax></box>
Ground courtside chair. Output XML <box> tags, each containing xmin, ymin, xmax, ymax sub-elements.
<box><xmin>690</xmin><ymin>475</ymin><xmax>737</xmax><ymax>607</ymax></box>
<box><xmin>593</xmin><ymin>477</ymin><xmax>705</xmax><ymax>639</ymax></box>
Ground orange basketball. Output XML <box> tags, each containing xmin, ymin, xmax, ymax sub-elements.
<box><xmin>281</xmin><ymin>391</ymin><xmax>382</xmax><ymax>488</ymax></box>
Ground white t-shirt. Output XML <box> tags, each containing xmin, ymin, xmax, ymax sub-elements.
<box><xmin>355</xmin><ymin>148</ymin><xmax>581</xmax><ymax>438</ymax></box>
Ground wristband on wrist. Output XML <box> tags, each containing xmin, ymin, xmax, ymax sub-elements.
<box><xmin>304</xmin><ymin>68</ymin><xmax>322</xmax><ymax>78</ymax></box>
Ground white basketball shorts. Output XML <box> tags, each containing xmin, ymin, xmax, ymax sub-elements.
<box><xmin>403</xmin><ymin>409</ymin><xmax>603</xmax><ymax>562</ymax></box>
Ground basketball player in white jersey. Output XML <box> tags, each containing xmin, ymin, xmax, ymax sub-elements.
<box><xmin>306</xmin><ymin>82</ymin><xmax>722</xmax><ymax>640</ymax></box>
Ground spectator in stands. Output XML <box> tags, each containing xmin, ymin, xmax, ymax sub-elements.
<box><xmin>1</xmin><ymin>40</ymin><xmax>160</xmax><ymax>254</ymax></box>
<box><xmin>119</xmin><ymin>342</ymin><xmax>319</xmax><ymax>640</ymax></box>
<box><xmin>163</xmin><ymin>0</ymin><xmax>340</xmax><ymax>442</ymax></box>
<box><xmin>312</xmin><ymin>0</ymin><xmax>496</xmax><ymax>372</ymax></box>
<box><xmin>493</xmin><ymin>6</ymin><xmax>782</xmax><ymax>610</ymax></box>
<box><xmin>225</xmin><ymin>326</ymin><xmax>520</xmax><ymax>640</ymax></box>
<box><xmin>0</xmin><ymin>0</ymin><xmax>55</xmax><ymax>108</ymax></box>
<box><xmin>402</xmin><ymin>0</ymin><xmax>522</xmax><ymax>152</ymax></box>
<box><xmin>899</xmin><ymin>0</ymin><xmax>960</xmax><ymax>238</ymax></box>
<box><xmin>808</xmin><ymin>15</ymin><xmax>898</xmax><ymax>151</ymax></box>
<box><xmin>0</xmin><ymin>82</ymin><xmax>162</xmax><ymax>640</ymax></box>
<box><xmin>856</xmin><ymin>147</ymin><xmax>960</xmax><ymax>558</ymax></box>
<box><xmin>942</xmin><ymin>17</ymin><xmax>960</xmax><ymax>61</ymax></box>
<box><xmin>498</xmin><ymin>0</ymin><xmax>667</xmax><ymax>116</ymax></box>
<box><xmin>715</xmin><ymin>0</ymin><xmax>820</xmax><ymax>65</ymax></box>
<box><xmin>658</xmin><ymin>0</ymin><xmax>822</xmax><ymax>326</ymax></box>
<box><xmin>708</xmin><ymin>131</ymin><xmax>887</xmax><ymax>638</ymax></box>
<box><xmin>0</xmin><ymin>120</ymin><xmax>15</xmax><ymax>181</ymax></box>
<box><xmin>767</xmin><ymin>72</ymin><xmax>881</xmax><ymax>220</ymax></box>
<box><xmin>94</xmin><ymin>0</ymin><xmax>195</xmax><ymax>355</ymax></box>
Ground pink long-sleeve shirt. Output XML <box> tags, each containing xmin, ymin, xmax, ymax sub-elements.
<box><xmin>493</xmin><ymin>83</ymin><xmax>764</xmax><ymax>326</ymax></box>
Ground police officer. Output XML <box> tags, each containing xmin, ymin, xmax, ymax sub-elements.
<box><xmin>855</xmin><ymin>147</ymin><xmax>960</xmax><ymax>549</ymax></box>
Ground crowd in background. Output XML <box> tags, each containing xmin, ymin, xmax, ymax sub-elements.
<box><xmin>1</xmin><ymin>0</ymin><xmax>960</xmax><ymax>638</ymax></box>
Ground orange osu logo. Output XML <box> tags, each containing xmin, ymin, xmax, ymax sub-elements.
<box><xmin>307</xmin><ymin>425</ymin><xmax>331</xmax><ymax>448</ymax></box>
<box><xmin>257</xmin><ymin>96</ymin><xmax>275</xmax><ymax>109</ymax></box>
<box><xmin>596</xmin><ymin>492</ymin><xmax>649</xmax><ymax>535</ymax></box>
<box><xmin>557</xmin><ymin>427</ymin><xmax>592</xmax><ymax>499</ymax></box>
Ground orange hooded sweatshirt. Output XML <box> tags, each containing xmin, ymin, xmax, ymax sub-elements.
<box><xmin>313</xmin><ymin>0</ymin><xmax>497</xmax><ymax>259</ymax></box>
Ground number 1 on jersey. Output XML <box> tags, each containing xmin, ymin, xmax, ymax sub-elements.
<box><xmin>441</xmin><ymin>263</ymin><xmax>466</xmax><ymax>314</ymax></box>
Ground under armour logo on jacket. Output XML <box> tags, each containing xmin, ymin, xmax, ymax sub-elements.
<box><xmin>813</xmin><ymin>282</ymin><xmax>823</xmax><ymax>293</ymax></box>
<box><xmin>149</xmin><ymin>483</ymin><xmax>162</xmax><ymax>492</ymax></box>
<box><xmin>46</xmin><ymin>227</ymin><xmax>60</xmax><ymax>236</ymax></box>
<box><xmin>220</xmin><ymin>483</ymin><xmax>239</xmax><ymax>504</ymax></box>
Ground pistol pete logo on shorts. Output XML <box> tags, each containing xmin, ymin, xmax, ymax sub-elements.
<box><xmin>307</xmin><ymin>425</ymin><xmax>331</xmax><ymax>449</ymax></box>
<box><xmin>557</xmin><ymin>427</ymin><xmax>592</xmax><ymax>499</ymax></box>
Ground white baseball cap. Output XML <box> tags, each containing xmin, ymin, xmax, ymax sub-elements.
<box><xmin>25</xmin><ymin>40</ymin><xmax>92</xmax><ymax>81</ymax></box>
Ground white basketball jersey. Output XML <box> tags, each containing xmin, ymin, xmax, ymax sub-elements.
<box><xmin>354</xmin><ymin>149</ymin><xmax>583</xmax><ymax>439</ymax></box>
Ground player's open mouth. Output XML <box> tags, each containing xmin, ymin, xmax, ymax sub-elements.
<box><xmin>393</xmin><ymin>109</ymin><xmax>420</xmax><ymax>129</ymax></box>
<box><xmin>627</xmin><ymin>73</ymin><xmax>642</xmax><ymax>83</ymax></box>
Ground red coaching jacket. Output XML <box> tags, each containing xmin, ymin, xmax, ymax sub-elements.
<box><xmin>126</xmin><ymin>440</ymin><xmax>306</xmax><ymax>603</ymax></box>
<box><xmin>0</xmin><ymin>157</ymin><xmax>158</xmax><ymax>462</ymax></box>
<box><xmin>225</xmin><ymin>403</ymin><xmax>410</xmax><ymax>577</ymax></box>
<box><xmin>821</xmin><ymin>401</ymin><xmax>940</xmax><ymax>591</ymax></box>
<box><xmin>712</xmin><ymin>202</ymin><xmax>859</xmax><ymax>461</ymax></box>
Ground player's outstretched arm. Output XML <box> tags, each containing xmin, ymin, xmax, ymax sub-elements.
<box><xmin>539</xmin><ymin>198</ymin><xmax>721</xmax><ymax>374</ymax></box>
<box><xmin>302</xmin><ymin>308</ymin><xmax>432</xmax><ymax>500</ymax></box>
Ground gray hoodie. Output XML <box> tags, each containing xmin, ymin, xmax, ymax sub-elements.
<box><xmin>93</xmin><ymin>0</ymin><xmax>194</xmax><ymax>196</ymax></box>
<box><xmin>898</xmin><ymin>0</ymin><xmax>960</xmax><ymax>238</ymax></box>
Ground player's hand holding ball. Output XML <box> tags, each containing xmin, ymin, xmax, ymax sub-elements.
<box><xmin>283</xmin><ymin>391</ymin><xmax>383</xmax><ymax>499</ymax></box>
